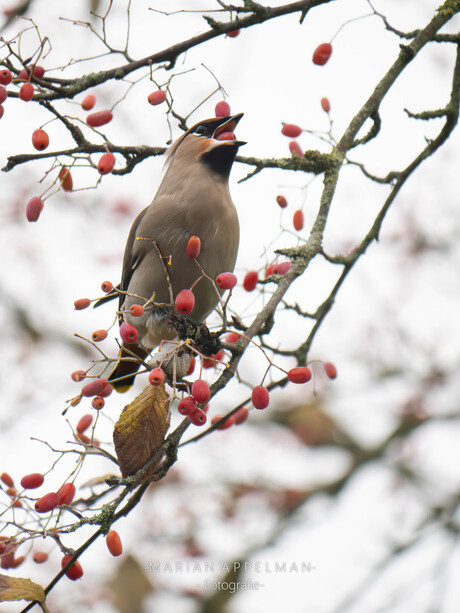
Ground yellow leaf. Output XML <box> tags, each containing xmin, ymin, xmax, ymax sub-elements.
<box><xmin>0</xmin><ymin>574</ymin><xmax>48</xmax><ymax>611</ymax></box>
<box><xmin>113</xmin><ymin>383</ymin><xmax>170</xmax><ymax>479</ymax></box>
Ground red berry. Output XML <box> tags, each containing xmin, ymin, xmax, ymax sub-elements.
<box><xmin>0</xmin><ymin>105</ymin><xmax>4</xmax><ymax>120</ymax></box>
<box><xmin>74</xmin><ymin>298</ymin><xmax>91</xmax><ymax>310</ymax></box>
<box><xmin>59</xmin><ymin>167</ymin><xmax>73</xmax><ymax>191</ymax></box>
<box><xmin>58</xmin><ymin>483</ymin><xmax>76</xmax><ymax>506</ymax></box>
<box><xmin>76</xmin><ymin>413</ymin><xmax>93</xmax><ymax>433</ymax></box>
<box><xmin>202</xmin><ymin>349</ymin><xmax>224</xmax><ymax>368</ymax></box>
<box><xmin>216</xmin><ymin>272</ymin><xmax>237</xmax><ymax>290</ymax></box>
<box><xmin>26</xmin><ymin>196</ymin><xmax>44</xmax><ymax>222</ymax></box>
<box><xmin>188</xmin><ymin>408</ymin><xmax>207</xmax><ymax>426</ymax></box>
<box><xmin>321</xmin><ymin>97</ymin><xmax>331</xmax><ymax>113</ymax></box>
<box><xmin>191</xmin><ymin>379</ymin><xmax>211</xmax><ymax>404</ymax></box>
<box><xmin>175</xmin><ymin>289</ymin><xmax>195</xmax><ymax>315</ymax></box>
<box><xmin>31</xmin><ymin>65</ymin><xmax>45</xmax><ymax>79</ymax></box>
<box><xmin>20</xmin><ymin>473</ymin><xmax>44</xmax><ymax>489</ymax></box>
<box><xmin>31</xmin><ymin>128</ymin><xmax>49</xmax><ymax>151</ymax></box>
<box><xmin>17</xmin><ymin>68</ymin><xmax>28</xmax><ymax>81</ymax></box>
<box><xmin>81</xmin><ymin>378</ymin><xmax>109</xmax><ymax>397</ymax></box>
<box><xmin>92</xmin><ymin>329</ymin><xmax>108</xmax><ymax>342</ymax></box>
<box><xmin>19</xmin><ymin>82</ymin><xmax>34</xmax><ymax>101</ymax></box>
<box><xmin>86</xmin><ymin>110</ymin><xmax>113</xmax><ymax>127</ymax></box>
<box><xmin>227</xmin><ymin>29</ymin><xmax>240</xmax><ymax>38</ymax></box>
<box><xmin>99</xmin><ymin>383</ymin><xmax>113</xmax><ymax>398</ymax></box>
<box><xmin>281</xmin><ymin>124</ymin><xmax>302</xmax><ymax>138</ymax></box>
<box><xmin>129</xmin><ymin>304</ymin><xmax>144</xmax><ymax>317</ymax></box>
<box><xmin>276</xmin><ymin>194</ymin><xmax>288</xmax><ymax>208</ymax></box>
<box><xmin>0</xmin><ymin>86</ymin><xmax>7</xmax><ymax>104</ymax></box>
<box><xmin>0</xmin><ymin>69</ymin><xmax>12</xmax><ymax>85</ymax></box>
<box><xmin>33</xmin><ymin>551</ymin><xmax>48</xmax><ymax>564</ymax></box>
<box><xmin>287</xmin><ymin>367</ymin><xmax>312</xmax><ymax>384</ymax></box>
<box><xmin>81</xmin><ymin>94</ymin><xmax>96</xmax><ymax>110</ymax></box>
<box><xmin>215</xmin><ymin>100</ymin><xmax>230</xmax><ymax>117</ymax></box>
<box><xmin>147</xmin><ymin>90</ymin><xmax>166</xmax><ymax>105</ymax></box>
<box><xmin>186</xmin><ymin>355</ymin><xmax>196</xmax><ymax>376</ymax></box>
<box><xmin>91</xmin><ymin>396</ymin><xmax>105</xmax><ymax>410</ymax></box>
<box><xmin>119</xmin><ymin>322</ymin><xmax>139</xmax><ymax>344</ymax></box>
<box><xmin>252</xmin><ymin>385</ymin><xmax>269</xmax><ymax>410</ymax></box>
<box><xmin>0</xmin><ymin>544</ymin><xmax>16</xmax><ymax>569</ymax></box>
<box><xmin>226</xmin><ymin>332</ymin><xmax>240</xmax><ymax>344</ymax></box>
<box><xmin>97</xmin><ymin>152</ymin><xmax>115</xmax><ymax>175</ymax></box>
<box><xmin>101</xmin><ymin>280</ymin><xmax>113</xmax><ymax>293</ymax></box>
<box><xmin>324</xmin><ymin>362</ymin><xmax>337</xmax><ymax>379</ymax></box>
<box><xmin>216</xmin><ymin>131</ymin><xmax>236</xmax><ymax>141</ymax></box>
<box><xmin>293</xmin><ymin>209</ymin><xmax>304</xmax><ymax>231</ymax></box>
<box><xmin>61</xmin><ymin>554</ymin><xmax>83</xmax><ymax>580</ymax></box>
<box><xmin>35</xmin><ymin>492</ymin><xmax>60</xmax><ymax>513</ymax></box>
<box><xmin>233</xmin><ymin>407</ymin><xmax>249</xmax><ymax>425</ymax></box>
<box><xmin>211</xmin><ymin>415</ymin><xmax>234</xmax><ymax>429</ymax></box>
<box><xmin>274</xmin><ymin>261</ymin><xmax>291</xmax><ymax>275</ymax></box>
<box><xmin>1</xmin><ymin>473</ymin><xmax>14</xmax><ymax>488</ymax></box>
<box><xmin>186</xmin><ymin>236</ymin><xmax>201</xmax><ymax>259</ymax></box>
<box><xmin>71</xmin><ymin>370</ymin><xmax>86</xmax><ymax>382</ymax></box>
<box><xmin>178</xmin><ymin>396</ymin><xmax>197</xmax><ymax>416</ymax></box>
<box><xmin>106</xmin><ymin>530</ymin><xmax>123</xmax><ymax>557</ymax></box>
<box><xmin>312</xmin><ymin>42</ymin><xmax>333</xmax><ymax>66</ymax></box>
<box><xmin>265</xmin><ymin>264</ymin><xmax>276</xmax><ymax>278</ymax></box>
<box><xmin>148</xmin><ymin>367</ymin><xmax>165</xmax><ymax>386</ymax></box>
<box><xmin>243</xmin><ymin>270</ymin><xmax>258</xmax><ymax>292</ymax></box>
<box><xmin>289</xmin><ymin>141</ymin><xmax>303</xmax><ymax>157</ymax></box>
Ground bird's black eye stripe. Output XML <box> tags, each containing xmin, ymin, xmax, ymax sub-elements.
<box><xmin>193</xmin><ymin>124</ymin><xmax>209</xmax><ymax>136</ymax></box>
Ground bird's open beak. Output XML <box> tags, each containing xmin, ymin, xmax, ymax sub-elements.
<box><xmin>212</xmin><ymin>113</ymin><xmax>246</xmax><ymax>146</ymax></box>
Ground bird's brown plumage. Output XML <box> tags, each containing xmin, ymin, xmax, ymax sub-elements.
<box><xmin>108</xmin><ymin>114</ymin><xmax>243</xmax><ymax>390</ymax></box>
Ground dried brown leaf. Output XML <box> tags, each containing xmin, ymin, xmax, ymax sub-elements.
<box><xmin>113</xmin><ymin>384</ymin><xmax>170</xmax><ymax>479</ymax></box>
<box><xmin>0</xmin><ymin>574</ymin><xmax>48</xmax><ymax>611</ymax></box>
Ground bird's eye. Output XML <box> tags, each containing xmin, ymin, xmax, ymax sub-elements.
<box><xmin>194</xmin><ymin>124</ymin><xmax>208</xmax><ymax>136</ymax></box>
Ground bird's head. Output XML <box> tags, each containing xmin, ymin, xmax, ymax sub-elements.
<box><xmin>166</xmin><ymin>114</ymin><xmax>245</xmax><ymax>178</ymax></box>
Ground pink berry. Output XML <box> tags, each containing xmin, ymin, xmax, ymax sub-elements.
<box><xmin>281</xmin><ymin>124</ymin><xmax>302</xmax><ymax>138</ymax></box>
<box><xmin>226</xmin><ymin>332</ymin><xmax>240</xmax><ymax>344</ymax></box>
<box><xmin>58</xmin><ymin>483</ymin><xmax>76</xmax><ymax>506</ymax></box>
<box><xmin>202</xmin><ymin>349</ymin><xmax>224</xmax><ymax>369</ymax></box>
<box><xmin>312</xmin><ymin>42</ymin><xmax>333</xmax><ymax>66</ymax></box>
<box><xmin>265</xmin><ymin>264</ymin><xmax>276</xmax><ymax>278</ymax></box>
<box><xmin>20</xmin><ymin>473</ymin><xmax>44</xmax><ymax>489</ymax></box>
<box><xmin>0</xmin><ymin>86</ymin><xmax>7</xmax><ymax>104</ymax></box>
<box><xmin>71</xmin><ymin>370</ymin><xmax>86</xmax><ymax>382</ymax></box>
<box><xmin>81</xmin><ymin>378</ymin><xmax>109</xmax><ymax>397</ymax></box>
<box><xmin>26</xmin><ymin>196</ymin><xmax>44</xmax><ymax>222</ymax></box>
<box><xmin>274</xmin><ymin>261</ymin><xmax>291</xmax><ymax>275</ymax></box>
<box><xmin>287</xmin><ymin>367</ymin><xmax>312</xmax><ymax>384</ymax></box>
<box><xmin>97</xmin><ymin>152</ymin><xmax>115</xmax><ymax>175</ymax></box>
<box><xmin>243</xmin><ymin>270</ymin><xmax>258</xmax><ymax>292</ymax></box>
<box><xmin>178</xmin><ymin>396</ymin><xmax>197</xmax><ymax>416</ymax></box>
<box><xmin>147</xmin><ymin>90</ymin><xmax>166</xmax><ymax>105</ymax></box>
<box><xmin>119</xmin><ymin>322</ymin><xmax>139</xmax><ymax>344</ymax></box>
<box><xmin>148</xmin><ymin>368</ymin><xmax>165</xmax><ymax>386</ymax></box>
<box><xmin>216</xmin><ymin>272</ymin><xmax>237</xmax><ymax>290</ymax></box>
<box><xmin>175</xmin><ymin>289</ymin><xmax>195</xmax><ymax>315</ymax></box>
<box><xmin>0</xmin><ymin>105</ymin><xmax>4</xmax><ymax>120</ymax></box>
<box><xmin>211</xmin><ymin>415</ymin><xmax>234</xmax><ymax>429</ymax></box>
<box><xmin>186</xmin><ymin>236</ymin><xmax>201</xmax><ymax>259</ymax></box>
<box><xmin>215</xmin><ymin>100</ymin><xmax>230</xmax><ymax>117</ymax></box>
<box><xmin>99</xmin><ymin>382</ymin><xmax>113</xmax><ymax>398</ymax></box>
<box><xmin>252</xmin><ymin>385</ymin><xmax>269</xmax><ymax>410</ymax></box>
<box><xmin>191</xmin><ymin>379</ymin><xmax>211</xmax><ymax>404</ymax></box>
<box><xmin>233</xmin><ymin>407</ymin><xmax>249</xmax><ymax>425</ymax></box>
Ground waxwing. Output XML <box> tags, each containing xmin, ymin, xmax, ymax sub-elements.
<box><xmin>99</xmin><ymin>114</ymin><xmax>244</xmax><ymax>391</ymax></box>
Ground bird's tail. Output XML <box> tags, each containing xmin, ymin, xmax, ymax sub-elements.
<box><xmin>109</xmin><ymin>347</ymin><xmax>149</xmax><ymax>392</ymax></box>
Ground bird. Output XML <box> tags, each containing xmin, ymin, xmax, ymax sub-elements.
<box><xmin>98</xmin><ymin>114</ymin><xmax>244</xmax><ymax>391</ymax></box>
